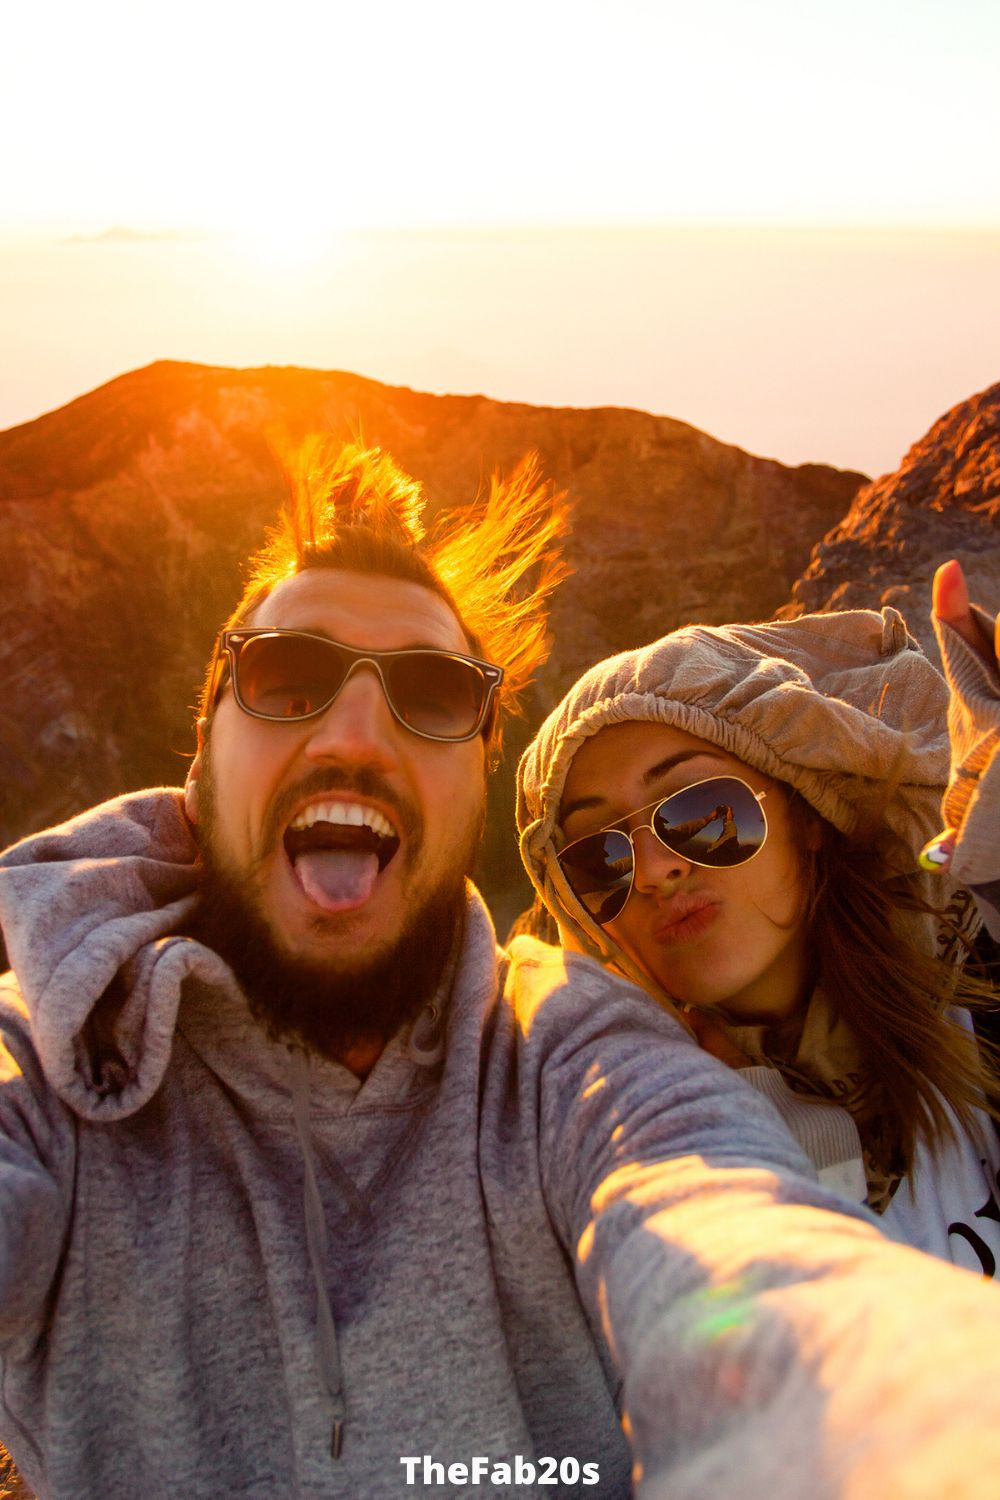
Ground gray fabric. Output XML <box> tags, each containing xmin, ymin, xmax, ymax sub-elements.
<box><xmin>289</xmin><ymin>1048</ymin><xmax>347</xmax><ymax>1458</ymax></box>
<box><xmin>6</xmin><ymin>794</ymin><xmax>1000</xmax><ymax>1497</ymax></box>
<box><xmin>968</xmin><ymin>879</ymin><xmax>1000</xmax><ymax>943</ymax></box>
<box><xmin>933</xmin><ymin>605</ymin><xmax>1000</xmax><ymax>918</ymax></box>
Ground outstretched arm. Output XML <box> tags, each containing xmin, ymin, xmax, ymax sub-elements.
<box><xmin>518</xmin><ymin>942</ymin><xmax>1000</xmax><ymax>1499</ymax></box>
<box><xmin>0</xmin><ymin>977</ymin><xmax>75</xmax><ymax>1348</ymax></box>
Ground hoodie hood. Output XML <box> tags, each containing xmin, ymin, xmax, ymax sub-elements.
<box><xmin>0</xmin><ymin>789</ymin><xmax>231</xmax><ymax>1120</ymax></box>
<box><xmin>517</xmin><ymin>607</ymin><xmax>976</xmax><ymax>986</ymax></box>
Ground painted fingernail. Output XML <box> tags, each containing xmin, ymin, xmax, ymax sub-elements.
<box><xmin>919</xmin><ymin>834</ymin><xmax>955</xmax><ymax>872</ymax></box>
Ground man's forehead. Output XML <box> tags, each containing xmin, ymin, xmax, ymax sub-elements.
<box><xmin>247</xmin><ymin>567</ymin><xmax>471</xmax><ymax>653</ymax></box>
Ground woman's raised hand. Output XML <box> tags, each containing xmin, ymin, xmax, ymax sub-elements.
<box><xmin>920</xmin><ymin>559</ymin><xmax>1000</xmax><ymax>877</ymax></box>
<box><xmin>932</xmin><ymin>558</ymin><xmax>1000</xmax><ymax>664</ymax></box>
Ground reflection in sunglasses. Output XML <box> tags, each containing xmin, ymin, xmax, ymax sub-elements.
<box><xmin>557</xmin><ymin>776</ymin><xmax>768</xmax><ymax>926</ymax></box>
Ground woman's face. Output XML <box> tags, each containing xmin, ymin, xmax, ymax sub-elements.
<box><xmin>558</xmin><ymin>721</ymin><xmax>814</xmax><ymax>1024</ymax></box>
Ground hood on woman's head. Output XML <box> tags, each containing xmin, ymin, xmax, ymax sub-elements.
<box><xmin>516</xmin><ymin>606</ymin><xmax>966</xmax><ymax>975</ymax></box>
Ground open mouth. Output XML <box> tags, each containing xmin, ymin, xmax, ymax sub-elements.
<box><xmin>282</xmin><ymin>799</ymin><xmax>401</xmax><ymax>913</ymax></box>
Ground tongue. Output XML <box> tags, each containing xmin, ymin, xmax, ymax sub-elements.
<box><xmin>294</xmin><ymin>849</ymin><xmax>380</xmax><ymax>912</ymax></box>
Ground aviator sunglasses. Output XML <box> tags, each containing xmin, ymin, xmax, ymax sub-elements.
<box><xmin>208</xmin><ymin>628</ymin><xmax>504</xmax><ymax>743</ymax></box>
<box><xmin>557</xmin><ymin>775</ymin><xmax>768</xmax><ymax>926</ymax></box>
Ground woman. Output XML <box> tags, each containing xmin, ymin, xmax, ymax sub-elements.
<box><xmin>516</xmin><ymin>596</ymin><xmax>1000</xmax><ymax>1276</ymax></box>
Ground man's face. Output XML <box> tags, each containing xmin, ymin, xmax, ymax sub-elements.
<box><xmin>186</xmin><ymin>568</ymin><xmax>487</xmax><ymax>1017</ymax></box>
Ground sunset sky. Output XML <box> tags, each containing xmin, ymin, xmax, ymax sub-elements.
<box><xmin>2</xmin><ymin>0</ymin><xmax>998</xmax><ymax>474</ymax></box>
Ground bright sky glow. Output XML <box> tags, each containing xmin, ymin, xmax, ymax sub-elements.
<box><xmin>2</xmin><ymin>1</ymin><xmax>997</xmax><ymax>476</ymax></box>
<box><xmin>3</xmin><ymin>0</ymin><xmax>999</xmax><ymax>238</ymax></box>
<box><xmin>2</xmin><ymin>224</ymin><xmax>997</xmax><ymax>476</ymax></box>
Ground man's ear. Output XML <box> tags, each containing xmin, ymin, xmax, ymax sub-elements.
<box><xmin>184</xmin><ymin>717</ymin><xmax>208</xmax><ymax>826</ymax></box>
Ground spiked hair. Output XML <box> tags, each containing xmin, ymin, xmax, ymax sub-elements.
<box><xmin>198</xmin><ymin>437</ymin><xmax>570</xmax><ymax>752</ymax></box>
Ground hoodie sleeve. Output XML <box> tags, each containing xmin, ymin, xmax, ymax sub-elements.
<box><xmin>0</xmin><ymin>974</ymin><xmax>76</xmax><ymax>1347</ymax></box>
<box><xmin>933</xmin><ymin>605</ymin><xmax>1000</xmax><ymax>938</ymax></box>
<box><xmin>508</xmin><ymin>939</ymin><xmax>1000</xmax><ymax>1500</ymax></box>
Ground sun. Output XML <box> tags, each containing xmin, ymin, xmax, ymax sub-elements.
<box><xmin>225</xmin><ymin>213</ymin><xmax>344</xmax><ymax>270</ymax></box>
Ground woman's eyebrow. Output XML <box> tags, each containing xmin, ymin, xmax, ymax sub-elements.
<box><xmin>640</xmin><ymin>749</ymin><xmax>723</xmax><ymax>787</ymax></box>
<box><xmin>560</xmin><ymin>750</ymin><xmax>723</xmax><ymax>823</ymax></box>
<box><xmin>559</xmin><ymin>791</ymin><xmax>607</xmax><ymax>822</ymax></box>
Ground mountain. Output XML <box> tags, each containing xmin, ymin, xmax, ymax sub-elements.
<box><xmin>1</xmin><ymin>365</ymin><xmax>997</xmax><ymax>1499</ymax></box>
<box><xmin>782</xmin><ymin>381</ymin><xmax>1000</xmax><ymax>656</ymax></box>
<box><xmin>0</xmin><ymin>359</ymin><xmax>866</xmax><ymax>922</ymax></box>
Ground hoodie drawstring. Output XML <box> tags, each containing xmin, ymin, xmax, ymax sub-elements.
<box><xmin>289</xmin><ymin>1050</ymin><xmax>346</xmax><ymax>1459</ymax></box>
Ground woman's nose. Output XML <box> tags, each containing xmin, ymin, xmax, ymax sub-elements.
<box><xmin>630</xmin><ymin>825</ymin><xmax>691</xmax><ymax>891</ymax></box>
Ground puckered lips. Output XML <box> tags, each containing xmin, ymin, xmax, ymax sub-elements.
<box><xmin>282</xmin><ymin>798</ymin><xmax>401</xmax><ymax>913</ymax></box>
<box><xmin>651</xmin><ymin>890</ymin><xmax>720</xmax><ymax>946</ymax></box>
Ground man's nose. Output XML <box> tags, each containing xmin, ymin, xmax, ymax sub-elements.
<box><xmin>630</xmin><ymin>826</ymin><xmax>691</xmax><ymax>892</ymax></box>
<box><xmin>301</xmin><ymin>664</ymin><xmax>400</xmax><ymax>769</ymax></box>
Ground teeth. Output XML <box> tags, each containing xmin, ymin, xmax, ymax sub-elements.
<box><xmin>288</xmin><ymin>800</ymin><xmax>396</xmax><ymax>839</ymax></box>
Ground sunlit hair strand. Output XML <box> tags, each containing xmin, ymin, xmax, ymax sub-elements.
<box><xmin>197</xmin><ymin>438</ymin><xmax>570</xmax><ymax>755</ymax></box>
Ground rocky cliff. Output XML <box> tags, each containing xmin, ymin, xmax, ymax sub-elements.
<box><xmin>782</xmin><ymin>381</ymin><xmax>1000</xmax><ymax>656</ymax></box>
<box><xmin>0</xmin><ymin>360</ymin><xmax>865</xmax><ymax>921</ymax></box>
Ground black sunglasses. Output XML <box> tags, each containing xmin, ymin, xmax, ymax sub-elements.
<box><xmin>557</xmin><ymin>775</ymin><xmax>768</xmax><ymax>926</ymax></box>
<box><xmin>209</xmin><ymin>628</ymin><xmax>504</xmax><ymax>743</ymax></box>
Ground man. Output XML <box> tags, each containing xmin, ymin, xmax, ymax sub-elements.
<box><xmin>3</xmin><ymin>442</ymin><xmax>1000</xmax><ymax>1500</ymax></box>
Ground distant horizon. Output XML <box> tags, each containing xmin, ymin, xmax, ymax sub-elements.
<box><xmin>5</xmin><ymin>218</ymin><xmax>1000</xmax><ymax>240</ymax></box>
<box><xmin>6</xmin><ymin>0</ymin><xmax>997</xmax><ymax>480</ymax></box>
<box><xmin>3</xmin><ymin>223</ymin><xmax>997</xmax><ymax>479</ymax></box>
<box><xmin>0</xmin><ymin>351</ymin><xmax>882</xmax><ymax>481</ymax></box>
<box><xmin>8</xmin><ymin>0</ymin><xmax>998</xmax><ymax>235</ymax></box>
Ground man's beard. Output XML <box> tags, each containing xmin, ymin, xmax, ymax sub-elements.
<box><xmin>189</xmin><ymin>762</ymin><xmax>481</xmax><ymax>1061</ymax></box>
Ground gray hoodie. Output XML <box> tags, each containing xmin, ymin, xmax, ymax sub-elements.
<box><xmin>933</xmin><ymin>605</ymin><xmax>1000</xmax><ymax>935</ymax></box>
<box><xmin>5</xmin><ymin>791</ymin><xmax>1000</xmax><ymax>1500</ymax></box>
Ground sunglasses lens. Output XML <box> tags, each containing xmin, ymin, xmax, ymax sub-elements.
<box><xmin>228</xmin><ymin>633</ymin><xmax>494</xmax><ymax>739</ymax></box>
<box><xmin>385</xmin><ymin>653</ymin><xmax>487</xmax><ymax>739</ymax></box>
<box><xmin>652</xmin><ymin>776</ymin><xmax>766</xmax><ymax>866</ymax></box>
<box><xmin>235</xmin><ymin>634</ymin><xmax>346</xmax><ymax>719</ymax></box>
<box><xmin>559</xmin><ymin>831</ymin><xmax>634</xmax><ymax>926</ymax></box>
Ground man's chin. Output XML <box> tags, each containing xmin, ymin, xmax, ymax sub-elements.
<box><xmin>188</xmin><ymin>859</ymin><xmax>466</xmax><ymax>1062</ymax></box>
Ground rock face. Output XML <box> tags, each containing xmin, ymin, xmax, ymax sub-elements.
<box><xmin>1</xmin><ymin>360</ymin><xmax>865</xmax><ymax>919</ymax></box>
<box><xmin>782</xmin><ymin>382</ymin><xmax>1000</xmax><ymax>659</ymax></box>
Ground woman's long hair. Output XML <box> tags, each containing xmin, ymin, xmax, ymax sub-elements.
<box><xmin>795</xmin><ymin>796</ymin><xmax>999</xmax><ymax>1175</ymax></box>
